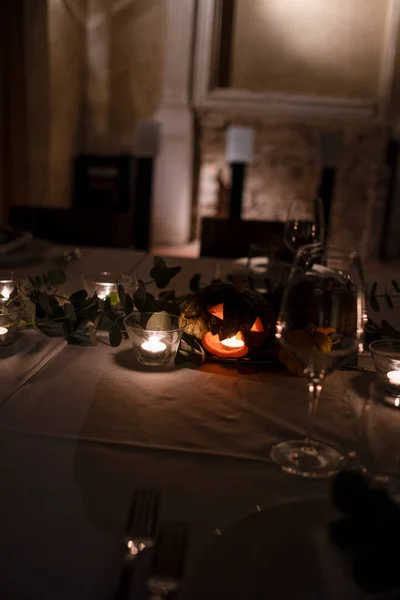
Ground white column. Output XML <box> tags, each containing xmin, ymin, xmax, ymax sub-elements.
<box><xmin>152</xmin><ymin>0</ymin><xmax>196</xmax><ymax>246</ymax></box>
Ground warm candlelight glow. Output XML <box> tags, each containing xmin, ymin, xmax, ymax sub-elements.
<box><xmin>0</xmin><ymin>326</ymin><xmax>8</xmax><ymax>336</ymax></box>
<box><xmin>0</xmin><ymin>284</ymin><xmax>13</xmax><ymax>300</ymax></box>
<box><xmin>221</xmin><ymin>336</ymin><xmax>245</xmax><ymax>350</ymax></box>
<box><xmin>387</xmin><ymin>370</ymin><xmax>400</xmax><ymax>385</ymax></box>
<box><xmin>141</xmin><ymin>336</ymin><xmax>167</xmax><ymax>354</ymax></box>
<box><xmin>98</xmin><ymin>284</ymin><xmax>114</xmax><ymax>300</ymax></box>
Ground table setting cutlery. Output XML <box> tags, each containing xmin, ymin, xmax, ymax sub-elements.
<box><xmin>114</xmin><ymin>489</ymin><xmax>160</xmax><ymax>600</ymax></box>
<box><xmin>147</xmin><ymin>521</ymin><xmax>188</xmax><ymax>599</ymax></box>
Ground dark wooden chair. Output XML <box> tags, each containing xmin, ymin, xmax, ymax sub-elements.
<box><xmin>200</xmin><ymin>217</ymin><xmax>292</xmax><ymax>260</ymax></box>
<box><xmin>9</xmin><ymin>151</ymin><xmax>155</xmax><ymax>249</ymax></box>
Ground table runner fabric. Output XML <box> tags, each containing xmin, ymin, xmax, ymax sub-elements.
<box><xmin>0</xmin><ymin>340</ymin><xmax>361</xmax><ymax>465</ymax></box>
<box><xmin>0</xmin><ymin>251</ymin><xmax>398</xmax><ymax>600</ymax></box>
<box><xmin>0</xmin><ymin>329</ymin><xmax>66</xmax><ymax>407</ymax></box>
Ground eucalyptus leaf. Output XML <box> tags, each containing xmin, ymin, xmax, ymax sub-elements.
<box><xmin>117</xmin><ymin>284</ymin><xmax>126</xmax><ymax>307</ymax></box>
<box><xmin>135</xmin><ymin>280</ymin><xmax>147</xmax><ymax>302</ymax></box>
<box><xmin>146</xmin><ymin>311</ymin><xmax>171</xmax><ymax>331</ymax></box>
<box><xmin>175</xmin><ymin>334</ymin><xmax>205</xmax><ymax>366</ymax></box>
<box><xmin>153</xmin><ymin>300</ymin><xmax>180</xmax><ymax>316</ymax></box>
<box><xmin>47</xmin><ymin>269</ymin><xmax>66</xmax><ymax>286</ymax></box>
<box><xmin>69</xmin><ymin>290</ymin><xmax>88</xmax><ymax>306</ymax></box>
<box><xmin>134</xmin><ymin>284</ymin><xmax>156</xmax><ymax>312</ymax></box>
<box><xmin>109</xmin><ymin>322</ymin><xmax>122</xmax><ymax>347</ymax></box>
<box><xmin>124</xmin><ymin>293</ymin><xmax>134</xmax><ymax>315</ymax></box>
<box><xmin>64</xmin><ymin>303</ymin><xmax>77</xmax><ymax>323</ymax></box>
<box><xmin>150</xmin><ymin>265</ymin><xmax>182</xmax><ymax>289</ymax></box>
<box><xmin>153</xmin><ymin>256</ymin><xmax>167</xmax><ymax>269</ymax></box>
<box><xmin>38</xmin><ymin>293</ymin><xmax>52</xmax><ymax>315</ymax></box>
<box><xmin>168</xmin><ymin>266</ymin><xmax>181</xmax><ymax>279</ymax></box>
<box><xmin>150</xmin><ymin>266</ymin><xmax>171</xmax><ymax>288</ymax></box>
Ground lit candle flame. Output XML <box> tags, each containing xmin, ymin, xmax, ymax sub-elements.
<box><xmin>0</xmin><ymin>326</ymin><xmax>8</xmax><ymax>336</ymax></box>
<box><xmin>221</xmin><ymin>336</ymin><xmax>245</xmax><ymax>350</ymax></box>
<box><xmin>98</xmin><ymin>284</ymin><xmax>114</xmax><ymax>300</ymax></box>
<box><xmin>141</xmin><ymin>335</ymin><xmax>167</xmax><ymax>354</ymax></box>
<box><xmin>0</xmin><ymin>284</ymin><xmax>13</xmax><ymax>300</ymax></box>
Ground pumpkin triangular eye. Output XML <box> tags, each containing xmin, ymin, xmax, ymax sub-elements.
<box><xmin>208</xmin><ymin>303</ymin><xmax>224</xmax><ymax>319</ymax></box>
<box><xmin>250</xmin><ymin>317</ymin><xmax>264</xmax><ymax>332</ymax></box>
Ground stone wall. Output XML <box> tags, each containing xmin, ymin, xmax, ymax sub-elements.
<box><xmin>197</xmin><ymin>111</ymin><xmax>389</xmax><ymax>259</ymax></box>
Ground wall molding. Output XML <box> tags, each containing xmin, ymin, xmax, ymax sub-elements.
<box><xmin>193</xmin><ymin>0</ymin><xmax>400</xmax><ymax>121</ymax></box>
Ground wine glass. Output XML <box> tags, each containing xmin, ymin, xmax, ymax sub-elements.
<box><xmin>284</xmin><ymin>196</ymin><xmax>325</xmax><ymax>254</ymax></box>
<box><xmin>271</xmin><ymin>243</ymin><xmax>366</xmax><ymax>478</ymax></box>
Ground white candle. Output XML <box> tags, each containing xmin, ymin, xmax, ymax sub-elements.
<box><xmin>221</xmin><ymin>336</ymin><xmax>245</xmax><ymax>350</ymax></box>
<box><xmin>225</xmin><ymin>126</ymin><xmax>254</xmax><ymax>163</ymax></box>
<box><xmin>387</xmin><ymin>370</ymin><xmax>400</xmax><ymax>385</ymax></box>
<box><xmin>0</xmin><ymin>327</ymin><xmax>8</xmax><ymax>336</ymax></box>
<box><xmin>141</xmin><ymin>336</ymin><xmax>167</xmax><ymax>355</ymax></box>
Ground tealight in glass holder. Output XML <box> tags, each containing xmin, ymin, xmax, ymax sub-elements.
<box><xmin>81</xmin><ymin>272</ymin><xmax>134</xmax><ymax>303</ymax></box>
<box><xmin>0</xmin><ymin>300</ymin><xmax>23</xmax><ymax>346</ymax></box>
<box><xmin>370</xmin><ymin>340</ymin><xmax>400</xmax><ymax>407</ymax></box>
<box><xmin>0</xmin><ymin>270</ymin><xmax>15</xmax><ymax>300</ymax></box>
<box><xmin>124</xmin><ymin>312</ymin><xmax>186</xmax><ymax>367</ymax></box>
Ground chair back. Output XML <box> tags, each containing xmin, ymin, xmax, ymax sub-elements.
<box><xmin>200</xmin><ymin>217</ymin><xmax>290</xmax><ymax>260</ymax></box>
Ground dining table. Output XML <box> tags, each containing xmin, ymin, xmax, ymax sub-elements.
<box><xmin>0</xmin><ymin>241</ymin><xmax>399</xmax><ymax>600</ymax></box>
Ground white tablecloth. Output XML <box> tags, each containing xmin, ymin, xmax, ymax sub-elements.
<box><xmin>0</xmin><ymin>249</ymin><xmax>398</xmax><ymax>599</ymax></box>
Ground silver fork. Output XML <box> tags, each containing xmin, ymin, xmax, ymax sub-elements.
<box><xmin>114</xmin><ymin>489</ymin><xmax>160</xmax><ymax>600</ymax></box>
<box><xmin>147</xmin><ymin>522</ymin><xmax>188</xmax><ymax>599</ymax></box>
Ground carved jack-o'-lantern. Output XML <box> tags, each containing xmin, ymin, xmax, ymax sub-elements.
<box><xmin>181</xmin><ymin>283</ymin><xmax>275</xmax><ymax>358</ymax></box>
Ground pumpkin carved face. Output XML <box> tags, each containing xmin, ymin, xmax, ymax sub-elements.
<box><xmin>181</xmin><ymin>283</ymin><xmax>275</xmax><ymax>358</ymax></box>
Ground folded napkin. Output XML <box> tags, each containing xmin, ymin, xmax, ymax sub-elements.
<box><xmin>0</xmin><ymin>330</ymin><xmax>66</xmax><ymax>406</ymax></box>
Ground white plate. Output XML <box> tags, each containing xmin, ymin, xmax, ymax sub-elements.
<box><xmin>184</xmin><ymin>498</ymin><xmax>397</xmax><ymax>600</ymax></box>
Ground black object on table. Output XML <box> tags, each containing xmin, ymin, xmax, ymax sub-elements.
<box><xmin>331</xmin><ymin>470</ymin><xmax>400</xmax><ymax>594</ymax></box>
<box><xmin>229</xmin><ymin>162</ymin><xmax>246</xmax><ymax>219</ymax></box>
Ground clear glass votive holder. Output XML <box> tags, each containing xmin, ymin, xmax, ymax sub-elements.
<box><xmin>0</xmin><ymin>270</ymin><xmax>15</xmax><ymax>300</ymax></box>
<box><xmin>81</xmin><ymin>272</ymin><xmax>134</xmax><ymax>302</ymax></box>
<box><xmin>124</xmin><ymin>312</ymin><xmax>186</xmax><ymax>367</ymax></box>
<box><xmin>0</xmin><ymin>300</ymin><xmax>23</xmax><ymax>346</ymax></box>
<box><xmin>370</xmin><ymin>340</ymin><xmax>400</xmax><ymax>407</ymax></box>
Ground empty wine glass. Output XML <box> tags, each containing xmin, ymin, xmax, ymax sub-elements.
<box><xmin>271</xmin><ymin>243</ymin><xmax>366</xmax><ymax>478</ymax></box>
<box><xmin>284</xmin><ymin>196</ymin><xmax>325</xmax><ymax>254</ymax></box>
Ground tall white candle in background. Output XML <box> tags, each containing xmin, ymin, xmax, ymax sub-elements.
<box><xmin>225</xmin><ymin>126</ymin><xmax>254</xmax><ymax>163</ymax></box>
